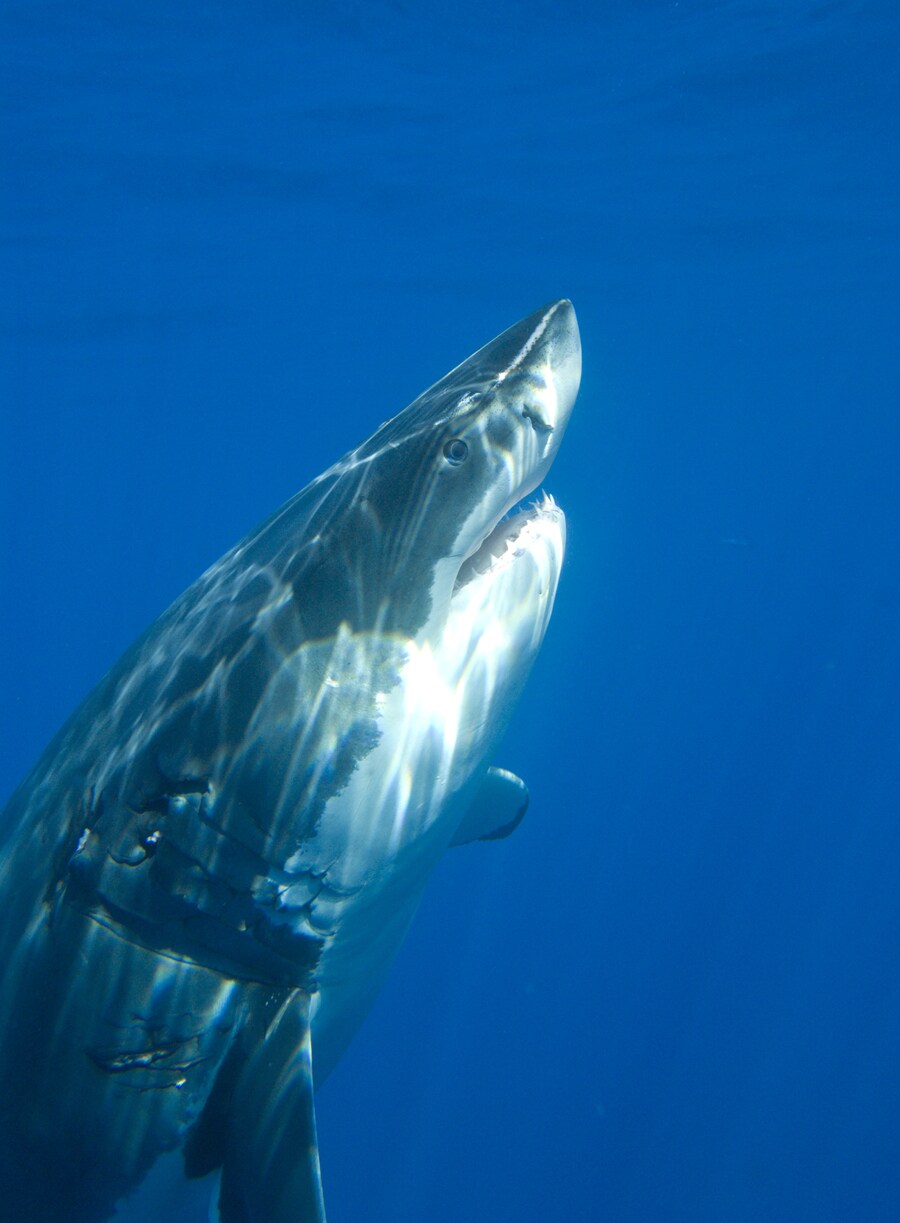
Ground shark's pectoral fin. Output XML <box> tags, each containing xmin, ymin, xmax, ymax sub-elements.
<box><xmin>450</xmin><ymin>766</ymin><xmax>529</xmax><ymax>847</ymax></box>
<box><xmin>218</xmin><ymin>990</ymin><xmax>325</xmax><ymax>1223</ymax></box>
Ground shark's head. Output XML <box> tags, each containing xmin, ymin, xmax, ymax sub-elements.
<box><xmin>142</xmin><ymin>301</ymin><xmax>580</xmax><ymax>863</ymax></box>
<box><xmin>283</xmin><ymin>299</ymin><xmax>580</xmax><ymax>651</ymax></box>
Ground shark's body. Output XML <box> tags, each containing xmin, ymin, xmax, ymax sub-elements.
<box><xmin>0</xmin><ymin>301</ymin><xmax>580</xmax><ymax>1222</ymax></box>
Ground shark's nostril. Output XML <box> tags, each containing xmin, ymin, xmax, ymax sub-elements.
<box><xmin>521</xmin><ymin>403</ymin><xmax>552</xmax><ymax>436</ymax></box>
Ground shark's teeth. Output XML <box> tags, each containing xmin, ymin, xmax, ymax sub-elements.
<box><xmin>452</xmin><ymin>491</ymin><xmax>561</xmax><ymax>594</ymax></box>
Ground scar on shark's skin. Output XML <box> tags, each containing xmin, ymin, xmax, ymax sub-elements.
<box><xmin>0</xmin><ymin>301</ymin><xmax>581</xmax><ymax>1223</ymax></box>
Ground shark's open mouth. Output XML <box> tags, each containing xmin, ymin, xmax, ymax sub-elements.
<box><xmin>452</xmin><ymin>492</ymin><xmax>561</xmax><ymax>596</ymax></box>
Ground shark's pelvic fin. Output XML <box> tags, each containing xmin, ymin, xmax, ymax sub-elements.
<box><xmin>218</xmin><ymin>991</ymin><xmax>325</xmax><ymax>1223</ymax></box>
<box><xmin>449</xmin><ymin>766</ymin><xmax>529</xmax><ymax>847</ymax></box>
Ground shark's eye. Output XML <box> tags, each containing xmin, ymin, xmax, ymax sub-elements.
<box><xmin>443</xmin><ymin>438</ymin><xmax>469</xmax><ymax>466</ymax></box>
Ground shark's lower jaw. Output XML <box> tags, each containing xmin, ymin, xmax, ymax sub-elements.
<box><xmin>452</xmin><ymin>492</ymin><xmax>564</xmax><ymax>598</ymax></box>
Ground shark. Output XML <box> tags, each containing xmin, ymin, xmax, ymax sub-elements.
<box><xmin>0</xmin><ymin>299</ymin><xmax>581</xmax><ymax>1222</ymax></box>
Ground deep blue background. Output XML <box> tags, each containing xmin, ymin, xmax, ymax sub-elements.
<box><xmin>2</xmin><ymin>3</ymin><xmax>898</xmax><ymax>1221</ymax></box>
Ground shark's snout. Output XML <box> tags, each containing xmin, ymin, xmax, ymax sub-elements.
<box><xmin>542</xmin><ymin>298</ymin><xmax>582</xmax><ymax>434</ymax></box>
<box><xmin>493</xmin><ymin>298</ymin><xmax>581</xmax><ymax>439</ymax></box>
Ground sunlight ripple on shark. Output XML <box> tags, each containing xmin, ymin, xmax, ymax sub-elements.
<box><xmin>0</xmin><ymin>300</ymin><xmax>581</xmax><ymax>1222</ymax></box>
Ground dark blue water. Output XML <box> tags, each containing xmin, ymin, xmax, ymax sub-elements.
<box><xmin>2</xmin><ymin>3</ymin><xmax>898</xmax><ymax>1221</ymax></box>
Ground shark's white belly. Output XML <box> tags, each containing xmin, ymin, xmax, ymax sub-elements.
<box><xmin>297</xmin><ymin>642</ymin><xmax>489</xmax><ymax>1080</ymax></box>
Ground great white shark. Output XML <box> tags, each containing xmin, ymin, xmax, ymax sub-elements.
<box><xmin>0</xmin><ymin>300</ymin><xmax>581</xmax><ymax>1222</ymax></box>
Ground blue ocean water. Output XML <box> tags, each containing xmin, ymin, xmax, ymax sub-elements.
<box><xmin>1</xmin><ymin>2</ymin><xmax>898</xmax><ymax>1221</ymax></box>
